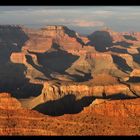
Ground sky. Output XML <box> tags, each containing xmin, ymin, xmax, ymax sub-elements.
<box><xmin>0</xmin><ymin>6</ymin><xmax>140</xmax><ymax>35</ymax></box>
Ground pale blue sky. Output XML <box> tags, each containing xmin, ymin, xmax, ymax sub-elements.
<box><xmin>0</xmin><ymin>6</ymin><xmax>140</xmax><ymax>34</ymax></box>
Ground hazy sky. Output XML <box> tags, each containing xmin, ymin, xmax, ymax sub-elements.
<box><xmin>0</xmin><ymin>6</ymin><xmax>140</xmax><ymax>34</ymax></box>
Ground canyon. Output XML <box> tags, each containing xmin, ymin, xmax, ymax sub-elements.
<box><xmin>0</xmin><ymin>25</ymin><xmax>140</xmax><ymax>135</ymax></box>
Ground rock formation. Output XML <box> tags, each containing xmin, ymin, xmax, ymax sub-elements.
<box><xmin>0</xmin><ymin>25</ymin><xmax>140</xmax><ymax>135</ymax></box>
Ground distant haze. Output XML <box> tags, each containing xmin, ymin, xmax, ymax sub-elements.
<box><xmin>0</xmin><ymin>6</ymin><xmax>140</xmax><ymax>35</ymax></box>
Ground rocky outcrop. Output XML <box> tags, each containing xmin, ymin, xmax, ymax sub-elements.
<box><xmin>127</xmin><ymin>48</ymin><xmax>139</xmax><ymax>54</ymax></box>
<box><xmin>10</xmin><ymin>52</ymin><xmax>26</xmax><ymax>64</ymax></box>
<box><xmin>130</xmin><ymin>69</ymin><xmax>140</xmax><ymax>77</ymax></box>
<box><xmin>0</xmin><ymin>93</ymin><xmax>21</xmax><ymax>110</ymax></box>
<box><xmin>23</xmin><ymin>81</ymin><xmax>138</xmax><ymax>110</ymax></box>
<box><xmin>40</xmin><ymin>25</ymin><xmax>67</xmax><ymax>37</ymax></box>
<box><xmin>87</xmin><ymin>53</ymin><xmax>116</xmax><ymax>68</ymax></box>
<box><xmin>41</xmin><ymin>82</ymin><xmax>136</xmax><ymax>99</ymax></box>
<box><xmin>21</xmin><ymin>25</ymin><xmax>84</xmax><ymax>54</ymax></box>
<box><xmin>130</xmin><ymin>84</ymin><xmax>140</xmax><ymax>96</ymax></box>
<box><xmin>84</xmin><ymin>98</ymin><xmax>140</xmax><ymax>117</ymax></box>
<box><xmin>22</xmin><ymin>37</ymin><xmax>53</xmax><ymax>53</ymax></box>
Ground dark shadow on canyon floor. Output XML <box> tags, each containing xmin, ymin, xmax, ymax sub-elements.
<box><xmin>127</xmin><ymin>77</ymin><xmax>140</xmax><ymax>83</ymax></box>
<box><xmin>33</xmin><ymin>94</ymin><xmax>95</xmax><ymax>116</ymax></box>
<box><xmin>114</xmin><ymin>41</ymin><xmax>133</xmax><ymax>48</ymax></box>
<box><xmin>65</xmin><ymin>69</ymin><xmax>92</xmax><ymax>82</ymax></box>
<box><xmin>0</xmin><ymin>68</ymin><xmax>43</xmax><ymax>99</ymax></box>
<box><xmin>112</xmin><ymin>55</ymin><xmax>133</xmax><ymax>72</ymax></box>
<box><xmin>109</xmin><ymin>47</ymin><xmax>128</xmax><ymax>54</ymax></box>
<box><xmin>106</xmin><ymin>93</ymin><xmax>136</xmax><ymax>100</ymax></box>
<box><xmin>27</xmin><ymin>42</ymin><xmax>79</xmax><ymax>79</ymax></box>
<box><xmin>132</xmin><ymin>54</ymin><xmax>140</xmax><ymax>65</ymax></box>
<box><xmin>123</xmin><ymin>35</ymin><xmax>137</xmax><ymax>41</ymax></box>
<box><xmin>33</xmin><ymin>93</ymin><xmax>138</xmax><ymax>116</ymax></box>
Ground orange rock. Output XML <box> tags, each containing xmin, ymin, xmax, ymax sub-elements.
<box><xmin>84</xmin><ymin>98</ymin><xmax>140</xmax><ymax>118</ymax></box>
<box><xmin>130</xmin><ymin>69</ymin><xmax>140</xmax><ymax>77</ymax></box>
<box><xmin>130</xmin><ymin>84</ymin><xmax>140</xmax><ymax>96</ymax></box>
<box><xmin>104</xmin><ymin>85</ymin><xmax>129</xmax><ymax>95</ymax></box>
<box><xmin>10</xmin><ymin>52</ymin><xmax>26</xmax><ymax>64</ymax></box>
<box><xmin>0</xmin><ymin>93</ymin><xmax>22</xmax><ymax>109</ymax></box>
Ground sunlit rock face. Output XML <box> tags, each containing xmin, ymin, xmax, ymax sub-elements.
<box><xmin>40</xmin><ymin>25</ymin><xmax>67</xmax><ymax>37</ymax></box>
<box><xmin>10</xmin><ymin>52</ymin><xmax>26</xmax><ymax>64</ymax></box>
<box><xmin>0</xmin><ymin>93</ymin><xmax>22</xmax><ymax>110</ymax></box>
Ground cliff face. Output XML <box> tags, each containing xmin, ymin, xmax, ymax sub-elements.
<box><xmin>40</xmin><ymin>82</ymin><xmax>135</xmax><ymax>101</ymax></box>
<box><xmin>40</xmin><ymin>25</ymin><xmax>68</xmax><ymax>37</ymax></box>
<box><xmin>22</xmin><ymin>81</ymin><xmax>138</xmax><ymax>110</ymax></box>
<box><xmin>22</xmin><ymin>25</ymin><xmax>84</xmax><ymax>53</ymax></box>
